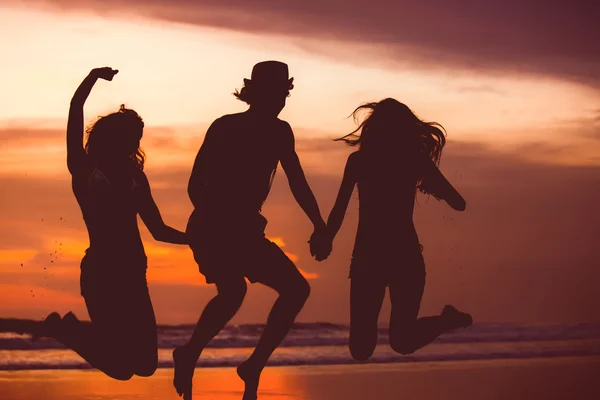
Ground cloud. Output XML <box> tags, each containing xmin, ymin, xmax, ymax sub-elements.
<box><xmin>453</xmin><ymin>84</ymin><xmax>506</xmax><ymax>95</ymax></box>
<box><xmin>15</xmin><ymin>0</ymin><xmax>600</xmax><ymax>88</ymax></box>
<box><xmin>0</xmin><ymin>123</ymin><xmax>204</xmax><ymax>175</ymax></box>
<box><xmin>0</xmin><ymin>125</ymin><xmax>62</xmax><ymax>148</ymax></box>
<box><xmin>0</xmin><ymin>283</ymin><xmax>81</xmax><ymax>309</ymax></box>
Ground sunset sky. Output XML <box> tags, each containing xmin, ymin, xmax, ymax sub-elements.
<box><xmin>1</xmin><ymin>1</ymin><xmax>599</xmax><ymax>325</ymax></box>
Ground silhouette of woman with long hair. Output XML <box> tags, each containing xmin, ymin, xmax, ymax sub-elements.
<box><xmin>174</xmin><ymin>61</ymin><xmax>327</xmax><ymax>400</ymax></box>
<box><xmin>313</xmin><ymin>98</ymin><xmax>472</xmax><ymax>361</ymax></box>
<box><xmin>1</xmin><ymin>67</ymin><xmax>188</xmax><ymax>380</ymax></box>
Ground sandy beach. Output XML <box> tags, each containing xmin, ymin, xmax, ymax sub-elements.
<box><xmin>1</xmin><ymin>356</ymin><xmax>599</xmax><ymax>400</ymax></box>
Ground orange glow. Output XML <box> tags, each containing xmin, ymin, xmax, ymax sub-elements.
<box><xmin>144</xmin><ymin>244</ymin><xmax>205</xmax><ymax>286</ymax></box>
<box><xmin>268</xmin><ymin>237</ymin><xmax>287</xmax><ymax>247</ymax></box>
<box><xmin>0</xmin><ymin>284</ymin><xmax>81</xmax><ymax>307</ymax></box>
<box><xmin>0</xmin><ymin>249</ymin><xmax>37</xmax><ymax>263</ymax></box>
<box><xmin>0</xmin><ymin>3</ymin><xmax>599</xmax><ymax>329</ymax></box>
<box><xmin>267</xmin><ymin>237</ymin><xmax>319</xmax><ymax>279</ymax></box>
<box><xmin>298</xmin><ymin>268</ymin><xmax>319</xmax><ymax>280</ymax></box>
<box><xmin>0</xmin><ymin>367</ymin><xmax>310</xmax><ymax>400</ymax></box>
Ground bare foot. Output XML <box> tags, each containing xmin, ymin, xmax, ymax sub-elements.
<box><xmin>32</xmin><ymin>312</ymin><xmax>62</xmax><ymax>341</ymax></box>
<box><xmin>55</xmin><ymin>311</ymin><xmax>84</xmax><ymax>344</ymax></box>
<box><xmin>173</xmin><ymin>346</ymin><xmax>196</xmax><ymax>400</ymax></box>
<box><xmin>441</xmin><ymin>305</ymin><xmax>473</xmax><ymax>331</ymax></box>
<box><xmin>237</xmin><ymin>360</ymin><xmax>262</xmax><ymax>400</ymax></box>
<box><xmin>62</xmin><ymin>311</ymin><xmax>79</xmax><ymax>324</ymax></box>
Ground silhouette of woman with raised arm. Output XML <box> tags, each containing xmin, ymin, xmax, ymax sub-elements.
<box><xmin>1</xmin><ymin>67</ymin><xmax>188</xmax><ymax>380</ymax></box>
<box><xmin>173</xmin><ymin>61</ymin><xmax>327</xmax><ymax>400</ymax></box>
<box><xmin>314</xmin><ymin>98</ymin><xmax>472</xmax><ymax>361</ymax></box>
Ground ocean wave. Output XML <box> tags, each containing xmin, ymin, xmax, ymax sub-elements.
<box><xmin>1</xmin><ymin>322</ymin><xmax>600</xmax><ymax>351</ymax></box>
<box><xmin>1</xmin><ymin>340</ymin><xmax>599</xmax><ymax>371</ymax></box>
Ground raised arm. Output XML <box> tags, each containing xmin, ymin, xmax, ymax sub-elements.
<box><xmin>66</xmin><ymin>67</ymin><xmax>118</xmax><ymax>175</ymax></box>
<box><xmin>326</xmin><ymin>152</ymin><xmax>358</xmax><ymax>240</ymax></box>
<box><xmin>418</xmin><ymin>159</ymin><xmax>466</xmax><ymax>211</ymax></box>
<box><xmin>188</xmin><ymin>119</ymin><xmax>220</xmax><ymax>209</ymax></box>
<box><xmin>279</xmin><ymin>122</ymin><xmax>326</xmax><ymax>231</ymax></box>
<box><xmin>137</xmin><ymin>170</ymin><xmax>188</xmax><ymax>245</ymax></box>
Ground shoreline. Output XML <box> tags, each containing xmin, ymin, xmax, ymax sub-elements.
<box><xmin>2</xmin><ymin>354</ymin><xmax>599</xmax><ymax>373</ymax></box>
<box><xmin>2</xmin><ymin>343</ymin><xmax>600</xmax><ymax>371</ymax></box>
<box><xmin>2</xmin><ymin>356</ymin><xmax>599</xmax><ymax>400</ymax></box>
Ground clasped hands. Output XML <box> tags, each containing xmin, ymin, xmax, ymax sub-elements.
<box><xmin>308</xmin><ymin>226</ymin><xmax>333</xmax><ymax>262</ymax></box>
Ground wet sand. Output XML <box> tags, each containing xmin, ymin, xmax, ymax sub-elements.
<box><xmin>1</xmin><ymin>356</ymin><xmax>599</xmax><ymax>400</ymax></box>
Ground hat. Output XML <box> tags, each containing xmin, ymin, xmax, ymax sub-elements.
<box><xmin>243</xmin><ymin>61</ymin><xmax>294</xmax><ymax>91</ymax></box>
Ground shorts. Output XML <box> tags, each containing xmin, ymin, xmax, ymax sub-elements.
<box><xmin>189</xmin><ymin>233</ymin><xmax>297</xmax><ymax>284</ymax></box>
<box><xmin>80</xmin><ymin>248</ymin><xmax>148</xmax><ymax>299</ymax></box>
<box><xmin>349</xmin><ymin>244</ymin><xmax>426</xmax><ymax>286</ymax></box>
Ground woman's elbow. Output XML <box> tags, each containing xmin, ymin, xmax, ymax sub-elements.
<box><xmin>453</xmin><ymin>198</ymin><xmax>467</xmax><ymax>211</ymax></box>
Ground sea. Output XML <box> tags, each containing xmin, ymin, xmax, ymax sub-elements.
<box><xmin>1</xmin><ymin>323</ymin><xmax>599</xmax><ymax>370</ymax></box>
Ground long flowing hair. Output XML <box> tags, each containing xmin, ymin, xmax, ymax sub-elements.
<box><xmin>336</xmin><ymin>98</ymin><xmax>446</xmax><ymax>172</ymax></box>
<box><xmin>84</xmin><ymin>104</ymin><xmax>146</xmax><ymax>170</ymax></box>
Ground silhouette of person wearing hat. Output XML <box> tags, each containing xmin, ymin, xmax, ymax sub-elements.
<box><xmin>173</xmin><ymin>61</ymin><xmax>328</xmax><ymax>400</ymax></box>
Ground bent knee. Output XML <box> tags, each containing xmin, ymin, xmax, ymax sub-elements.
<box><xmin>103</xmin><ymin>362</ymin><xmax>135</xmax><ymax>381</ymax></box>
<box><xmin>112</xmin><ymin>370</ymin><xmax>135</xmax><ymax>381</ymax></box>
<box><xmin>350</xmin><ymin>343</ymin><xmax>375</xmax><ymax>362</ymax></box>
<box><xmin>390</xmin><ymin>337</ymin><xmax>417</xmax><ymax>355</ymax></box>
<box><xmin>290</xmin><ymin>277</ymin><xmax>311</xmax><ymax>301</ymax></box>
<box><xmin>276</xmin><ymin>276</ymin><xmax>310</xmax><ymax>305</ymax></box>
<box><xmin>134</xmin><ymin>360</ymin><xmax>158</xmax><ymax>377</ymax></box>
<box><xmin>349</xmin><ymin>330</ymin><xmax>377</xmax><ymax>362</ymax></box>
<box><xmin>108</xmin><ymin>341</ymin><xmax>157</xmax><ymax>378</ymax></box>
<box><xmin>131</xmin><ymin>348</ymin><xmax>158</xmax><ymax>377</ymax></box>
